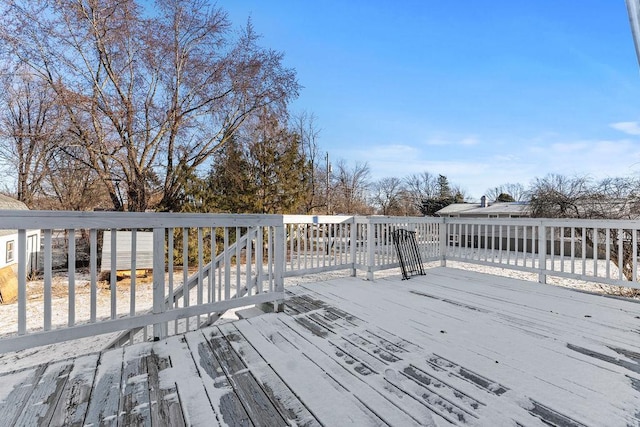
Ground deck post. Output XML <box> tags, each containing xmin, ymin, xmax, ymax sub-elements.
<box><xmin>152</xmin><ymin>227</ymin><xmax>167</xmax><ymax>340</ymax></box>
<box><xmin>274</xmin><ymin>221</ymin><xmax>285</xmax><ymax>312</ymax></box>
<box><xmin>537</xmin><ymin>223</ymin><xmax>547</xmax><ymax>284</ymax></box>
<box><xmin>17</xmin><ymin>229</ymin><xmax>27</xmax><ymax>335</ymax></box>
<box><xmin>439</xmin><ymin>219</ymin><xmax>447</xmax><ymax>267</ymax></box>
<box><xmin>349</xmin><ymin>218</ymin><xmax>357</xmax><ymax>277</ymax></box>
<box><xmin>366</xmin><ymin>219</ymin><xmax>375</xmax><ymax>281</ymax></box>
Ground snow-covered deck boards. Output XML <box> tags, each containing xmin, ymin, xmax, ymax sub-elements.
<box><xmin>1</xmin><ymin>267</ymin><xmax>639</xmax><ymax>426</ymax></box>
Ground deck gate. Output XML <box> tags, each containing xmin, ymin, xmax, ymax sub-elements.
<box><xmin>392</xmin><ymin>229</ymin><xmax>426</xmax><ymax>279</ymax></box>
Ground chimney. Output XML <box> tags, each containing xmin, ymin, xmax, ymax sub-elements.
<box><xmin>480</xmin><ymin>195</ymin><xmax>487</xmax><ymax>208</ymax></box>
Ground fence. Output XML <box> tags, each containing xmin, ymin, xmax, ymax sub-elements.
<box><xmin>1</xmin><ymin>212</ymin><xmax>639</xmax><ymax>354</ymax></box>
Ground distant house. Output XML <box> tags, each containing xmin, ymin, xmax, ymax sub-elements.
<box><xmin>436</xmin><ymin>196</ymin><xmax>530</xmax><ymax>249</ymax></box>
<box><xmin>0</xmin><ymin>195</ymin><xmax>40</xmax><ymax>273</ymax></box>
<box><xmin>436</xmin><ymin>196</ymin><xmax>529</xmax><ymax>218</ymax></box>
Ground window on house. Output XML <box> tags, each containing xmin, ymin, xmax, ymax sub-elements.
<box><xmin>6</xmin><ymin>240</ymin><xmax>15</xmax><ymax>263</ymax></box>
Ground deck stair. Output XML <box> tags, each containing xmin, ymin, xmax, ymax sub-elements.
<box><xmin>235</xmin><ymin>306</ymin><xmax>266</xmax><ymax>319</ymax></box>
<box><xmin>105</xmin><ymin>227</ymin><xmax>262</xmax><ymax>349</ymax></box>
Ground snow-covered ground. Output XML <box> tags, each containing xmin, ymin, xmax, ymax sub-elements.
<box><xmin>0</xmin><ymin>261</ymin><xmax>636</xmax><ymax>374</ymax></box>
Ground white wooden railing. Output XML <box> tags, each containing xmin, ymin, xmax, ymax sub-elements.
<box><xmin>1</xmin><ymin>212</ymin><xmax>639</xmax><ymax>354</ymax></box>
<box><xmin>283</xmin><ymin>215</ymin><xmax>442</xmax><ymax>280</ymax></box>
<box><xmin>444</xmin><ymin>217</ymin><xmax>640</xmax><ymax>290</ymax></box>
<box><xmin>0</xmin><ymin>211</ymin><xmax>284</xmax><ymax>353</ymax></box>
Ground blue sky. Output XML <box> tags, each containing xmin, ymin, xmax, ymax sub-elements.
<box><xmin>219</xmin><ymin>1</ymin><xmax>640</xmax><ymax>200</ymax></box>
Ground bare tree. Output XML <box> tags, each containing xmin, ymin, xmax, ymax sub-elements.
<box><xmin>41</xmin><ymin>147</ymin><xmax>108</xmax><ymax>211</ymax></box>
<box><xmin>293</xmin><ymin>111</ymin><xmax>323</xmax><ymax>213</ymax></box>
<box><xmin>404</xmin><ymin>172</ymin><xmax>438</xmax><ymax>214</ymax></box>
<box><xmin>0</xmin><ymin>70</ymin><xmax>60</xmax><ymax>206</ymax></box>
<box><xmin>450</xmin><ymin>184</ymin><xmax>470</xmax><ymax>203</ymax></box>
<box><xmin>1</xmin><ymin>0</ymin><xmax>299</xmax><ymax>211</ymax></box>
<box><xmin>485</xmin><ymin>183</ymin><xmax>527</xmax><ymax>202</ymax></box>
<box><xmin>397</xmin><ymin>189</ymin><xmax>418</xmax><ymax>216</ymax></box>
<box><xmin>332</xmin><ymin>159</ymin><xmax>371</xmax><ymax>214</ymax></box>
<box><xmin>528</xmin><ymin>174</ymin><xmax>591</xmax><ymax>218</ymax></box>
<box><xmin>371</xmin><ymin>177</ymin><xmax>405</xmax><ymax>215</ymax></box>
<box><xmin>528</xmin><ymin>173</ymin><xmax>640</xmax><ymax>295</ymax></box>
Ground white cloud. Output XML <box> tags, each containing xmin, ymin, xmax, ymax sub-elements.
<box><xmin>549</xmin><ymin>142</ymin><xmax>589</xmax><ymax>153</ymax></box>
<box><xmin>424</xmin><ymin>134</ymin><xmax>480</xmax><ymax>147</ymax></box>
<box><xmin>460</xmin><ymin>137</ymin><xmax>479</xmax><ymax>146</ymax></box>
<box><xmin>493</xmin><ymin>154</ymin><xmax>520</xmax><ymax>162</ymax></box>
<box><xmin>610</xmin><ymin>121</ymin><xmax>640</xmax><ymax>136</ymax></box>
<box><xmin>424</xmin><ymin>137</ymin><xmax>449</xmax><ymax>146</ymax></box>
<box><xmin>334</xmin><ymin>132</ymin><xmax>640</xmax><ymax>202</ymax></box>
<box><xmin>529</xmin><ymin>138</ymin><xmax>640</xmax><ymax>180</ymax></box>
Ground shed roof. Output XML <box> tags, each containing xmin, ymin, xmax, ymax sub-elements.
<box><xmin>0</xmin><ymin>194</ymin><xmax>28</xmax><ymax>211</ymax></box>
<box><xmin>0</xmin><ymin>195</ymin><xmax>30</xmax><ymax>237</ymax></box>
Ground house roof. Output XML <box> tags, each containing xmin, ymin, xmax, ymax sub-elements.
<box><xmin>476</xmin><ymin>202</ymin><xmax>528</xmax><ymax>214</ymax></box>
<box><xmin>436</xmin><ymin>203</ymin><xmax>481</xmax><ymax>215</ymax></box>
<box><xmin>436</xmin><ymin>202</ymin><xmax>528</xmax><ymax>216</ymax></box>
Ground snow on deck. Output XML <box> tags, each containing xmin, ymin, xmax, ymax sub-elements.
<box><xmin>0</xmin><ymin>267</ymin><xmax>639</xmax><ymax>426</ymax></box>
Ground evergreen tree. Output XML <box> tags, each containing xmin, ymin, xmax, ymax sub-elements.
<box><xmin>200</xmin><ymin>113</ymin><xmax>310</xmax><ymax>214</ymax></box>
<box><xmin>496</xmin><ymin>192</ymin><xmax>515</xmax><ymax>202</ymax></box>
<box><xmin>420</xmin><ymin>174</ymin><xmax>463</xmax><ymax>216</ymax></box>
<box><xmin>437</xmin><ymin>174</ymin><xmax>452</xmax><ymax>199</ymax></box>
<box><xmin>248</xmin><ymin>114</ymin><xmax>307</xmax><ymax>214</ymax></box>
<box><xmin>206</xmin><ymin>139</ymin><xmax>256</xmax><ymax>213</ymax></box>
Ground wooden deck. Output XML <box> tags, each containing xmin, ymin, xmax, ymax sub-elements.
<box><xmin>1</xmin><ymin>267</ymin><xmax>639</xmax><ymax>426</ymax></box>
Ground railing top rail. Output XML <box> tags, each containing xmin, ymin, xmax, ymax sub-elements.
<box><xmin>444</xmin><ymin>218</ymin><xmax>542</xmax><ymax>226</ymax></box>
<box><xmin>354</xmin><ymin>216</ymin><xmax>443</xmax><ymax>225</ymax></box>
<box><xmin>5</xmin><ymin>211</ymin><xmax>640</xmax><ymax>230</ymax></box>
<box><xmin>535</xmin><ymin>218</ymin><xmax>640</xmax><ymax>228</ymax></box>
<box><xmin>0</xmin><ymin>210</ymin><xmax>283</xmax><ymax>229</ymax></box>
<box><xmin>444</xmin><ymin>217</ymin><xmax>640</xmax><ymax>228</ymax></box>
<box><xmin>283</xmin><ymin>215</ymin><xmax>354</xmax><ymax>224</ymax></box>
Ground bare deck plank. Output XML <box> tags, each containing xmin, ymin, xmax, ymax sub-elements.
<box><xmin>153</xmin><ymin>334</ymin><xmax>222</xmax><ymax>426</ymax></box>
<box><xmin>13</xmin><ymin>359</ymin><xmax>74</xmax><ymax>426</ymax></box>
<box><xmin>146</xmin><ymin>350</ymin><xmax>186</xmax><ymax>427</ymax></box>
<box><xmin>0</xmin><ymin>364</ymin><xmax>47</xmax><ymax>425</ymax></box>
<box><xmin>218</xmin><ymin>322</ymin><xmax>321</xmax><ymax>427</ymax></box>
<box><xmin>182</xmin><ymin>331</ymin><xmax>250</xmax><ymax>426</ymax></box>
<box><xmin>119</xmin><ymin>343</ymin><xmax>153</xmax><ymax>426</ymax></box>
<box><xmin>203</xmin><ymin>329</ymin><xmax>288</xmax><ymax>427</ymax></box>
<box><xmin>48</xmin><ymin>353</ymin><xmax>99</xmax><ymax>427</ymax></box>
<box><xmin>83</xmin><ymin>346</ymin><xmax>124</xmax><ymax>426</ymax></box>
<box><xmin>235</xmin><ymin>314</ymin><xmax>396</xmax><ymax>425</ymax></box>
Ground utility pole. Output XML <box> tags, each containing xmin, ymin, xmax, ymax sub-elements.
<box><xmin>326</xmin><ymin>152</ymin><xmax>331</xmax><ymax>214</ymax></box>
